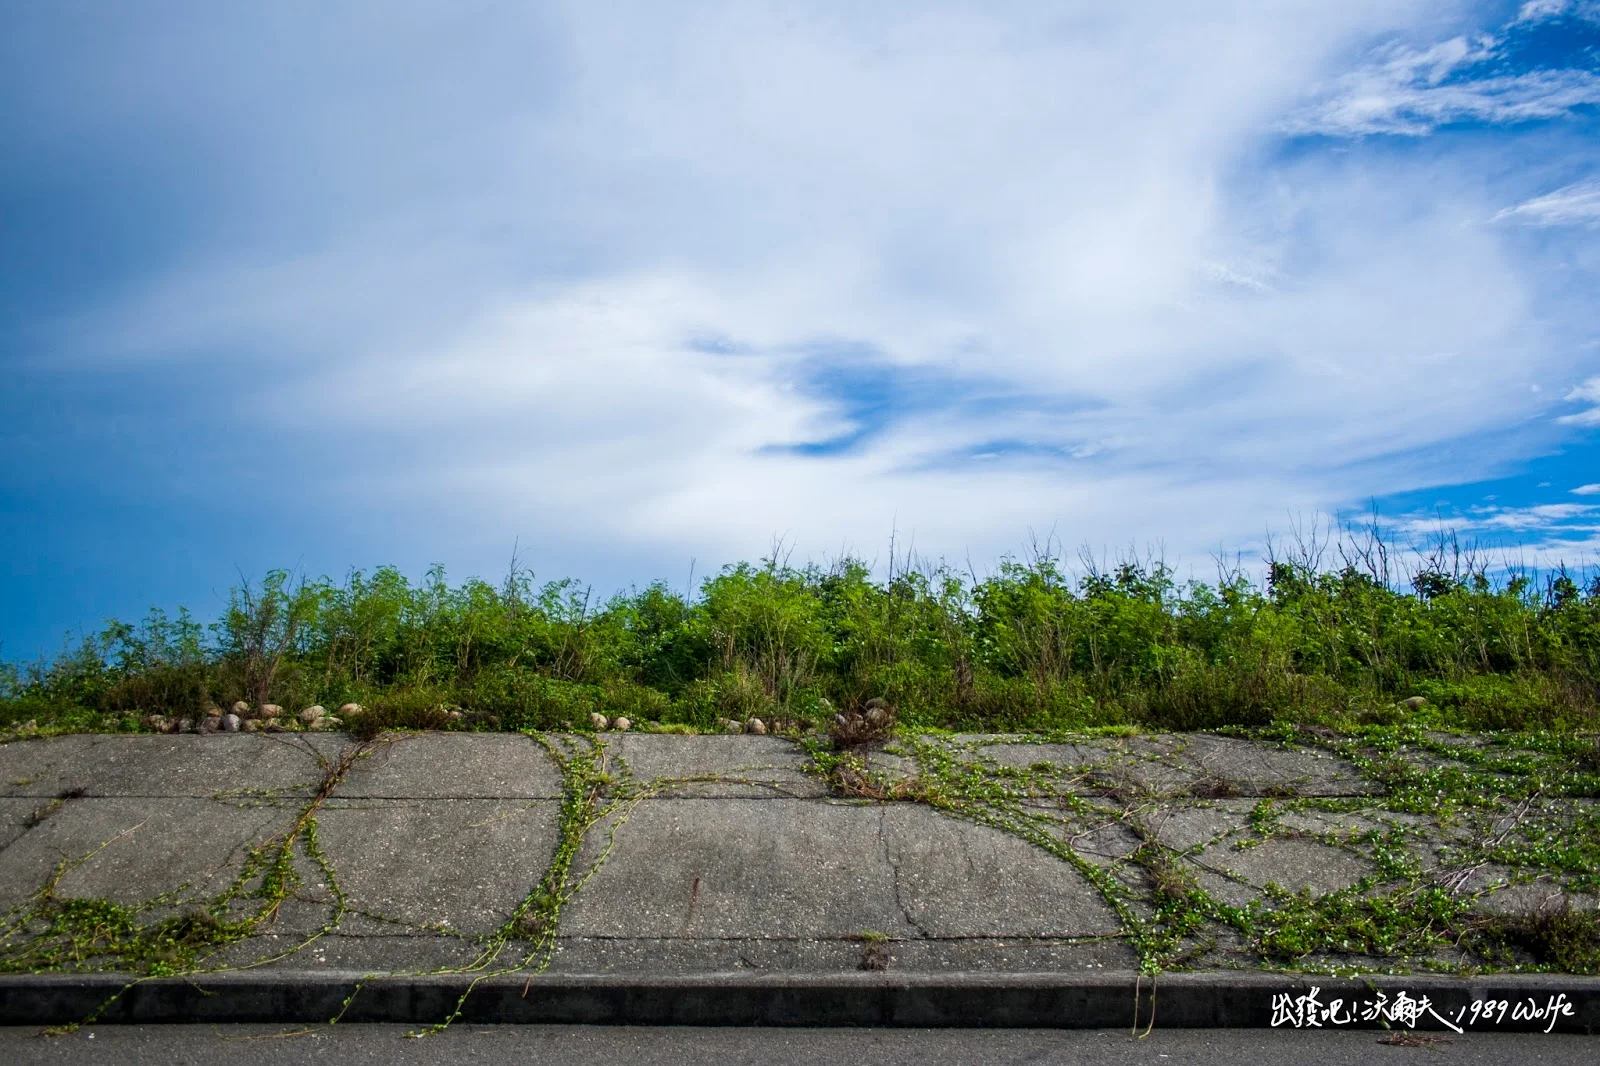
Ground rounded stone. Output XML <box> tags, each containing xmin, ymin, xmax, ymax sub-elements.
<box><xmin>143</xmin><ymin>714</ymin><xmax>170</xmax><ymax>733</ymax></box>
<box><xmin>232</xmin><ymin>700</ymin><xmax>252</xmax><ymax>717</ymax></box>
<box><xmin>613</xmin><ymin>716</ymin><xmax>632</xmax><ymax>731</ymax></box>
<box><xmin>589</xmin><ymin>712</ymin><xmax>609</xmax><ymax>731</ymax></box>
<box><xmin>309</xmin><ymin>715</ymin><xmax>343</xmax><ymax>731</ymax></box>
<box><xmin>1400</xmin><ymin>695</ymin><xmax>1428</xmax><ymax>710</ymax></box>
<box><xmin>338</xmin><ymin>702</ymin><xmax>364</xmax><ymax>716</ymax></box>
<box><xmin>299</xmin><ymin>706</ymin><xmax>325</xmax><ymax>723</ymax></box>
<box><xmin>261</xmin><ymin>704</ymin><xmax>284</xmax><ymax>718</ymax></box>
<box><xmin>745</xmin><ymin>717</ymin><xmax>767</xmax><ymax>735</ymax></box>
<box><xmin>221</xmin><ymin>713</ymin><xmax>241</xmax><ymax>733</ymax></box>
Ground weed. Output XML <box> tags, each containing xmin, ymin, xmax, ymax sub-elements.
<box><xmin>1464</xmin><ymin>903</ymin><xmax>1600</xmax><ymax>974</ymax></box>
<box><xmin>829</xmin><ymin>696</ymin><xmax>896</xmax><ymax>750</ymax></box>
<box><xmin>852</xmin><ymin>928</ymin><xmax>894</xmax><ymax>968</ymax></box>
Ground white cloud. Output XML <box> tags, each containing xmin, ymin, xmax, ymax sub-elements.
<box><xmin>1284</xmin><ymin>9</ymin><xmax>1600</xmax><ymax>137</ymax></box>
<box><xmin>1573</xmin><ymin>484</ymin><xmax>1600</xmax><ymax>495</ymax></box>
<box><xmin>1393</xmin><ymin>499</ymin><xmax>1600</xmax><ymax>572</ymax></box>
<box><xmin>1515</xmin><ymin>0</ymin><xmax>1568</xmax><ymax>22</ymax></box>
<box><xmin>1559</xmin><ymin>375</ymin><xmax>1600</xmax><ymax>425</ymax></box>
<box><xmin>1494</xmin><ymin>180</ymin><xmax>1600</xmax><ymax>227</ymax></box>
<box><xmin>18</xmin><ymin>1</ymin><xmax>1600</xmax><ymax>578</ymax></box>
<box><xmin>1515</xmin><ymin>0</ymin><xmax>1600</xmax><ymax>22</ymax></box>
<box><xmin>1476</xmin><ymin>502</ymin><xmax>1597</xmax><ymax>530</ymax></box>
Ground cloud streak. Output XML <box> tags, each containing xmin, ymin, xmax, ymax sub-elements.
<box><xmin>1493</xmin><ymin>180</ymin><xmax>1600</xmax><ymax>226</ymax></box>
<box><xmin>1560</xmin><ymin>376</ymin><xmax>1600</xmax><ymax>426</ymax></box>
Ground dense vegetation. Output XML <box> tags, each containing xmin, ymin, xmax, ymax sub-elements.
<box><xmin>4</xmin><ymin>533</ymin><xmax>1598</xmax><ymax>736</ymax></box>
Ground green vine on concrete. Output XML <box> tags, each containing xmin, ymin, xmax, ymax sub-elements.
<box><xmin>805</xmin><ymin>726</ymin><xmax>1600</xmax><ymax>979</ymax></box>
<box><xmin>0</xmin><ymin>738</ymin><xmax>383</xmax><ymax>1030</ymax></box>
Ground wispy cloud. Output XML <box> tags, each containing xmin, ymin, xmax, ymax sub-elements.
<box><xmin>1476</xmin><ymin>502</ymin><xmax>1597</xmax><ymax>529</ymax></box>
<box><xmin>1573</xmin><ymin>483</ymin><xmax>1600</xmax><ymax>495</ymax></box>
<box><xmin>1515</xmin><ymin>0</ymin><xmax>1600</xmax><ymax>24</ymax></box>
<box><xmin>1284</xmin><ymin>3</ymin><xmax>1600</xmax><ymax>137</ymax></box>
<box><xmin>1560</xmin><ymin>376</ymin><xmax>1600</xmax><ymax>426</ymax></box>
<box><xmin>1494</xmin><ymin>180</ymin><xmax>1600</xmax><ymax>227</ymax></box>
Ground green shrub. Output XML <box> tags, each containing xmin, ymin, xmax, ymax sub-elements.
<box><xmin>4</xmin><ymin>544</ymin><xmax>1597</xmax><ymax>735</ymax></box>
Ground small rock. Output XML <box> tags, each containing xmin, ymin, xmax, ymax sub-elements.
<box><xmin>338</xmin><ymin>703</ymin><xmax>363</xmax><ymax>717</ymax></box>
<box><xmin>1399</xmin><ymin>696</ymin><xmax>1428</xmax><ymax>711</ymax></box>
<box><xmin>143</xmin><ymin>714</ymin><xmax>170</xmax><ymax>733</ymax></box>
<box><xmin>221</xmin><ymin>713</ymin><xmax>241</xmax><ymax>733</ymax></box>
<box><xmin>196</xmin><ymin>717</ymin><xmax>218</xmax><ymax>735</ymax></box>
<box><xmin>745</xmin><ymin>717</ymin><xmax>767</xmax><ymax>735</ymax></box>
<box><xmin>242</xmin><ymin>719</ymin><xmax>261</xmax><ymax>733</ymax></box>
<box><xmin>865</xmin><ymin>696</ymin><xmax>887</xmax><ymax>711</ymax></box>
<box><xmin>613</xmin><ymin>716</ymin><xmax>632</xmax><ymax>731</ymax></box>
<box><xmin>203</xmin><ymin>706</ymin><xmax>223</xmax><ymax>719</ymax></box>
<box><xmin>722</xmin><ymin>718</ymin><xmax>743</xmax><ymax>734</ymax></box>
<box><xmin>590</xmin><ymin>712</ymin><xmax>609</xmax><ymax>731</ymax></box>
<box><xmin>445</xmin><ymin>709</ymin><xmax>464</xmax><ymax>721</ymax></box>
<box><xmin>232</xmin><ymin>701</ymin><xmax>252</xmax><ymax>717</ymax></box>
<box><xmin>299</xmin><ymin>706</ymin><xmax>326</xmax><ymax>723</ymax></box>
<box><xmin>261</xmin><ymin>704</ymin><xmax>284</xmax><ymax>718</ymax></box>
<box><xmin>864</xmin><ymin>706</ymin><xmax>890</xmax><ymax>728</ymax></box>
<box><xmin>833</xmin><ymin>713</ymin><xmax>850</xmax><ymax>729</ymax></box>
<box><xmin>309</xmin><ymin>716</ymin><xmax>343</xmax><ymax>731</ymax></box>
<box><xmin>264</xmin><ymin>721</ymin><xmax>289</xmax><ymax>733</ymax></box>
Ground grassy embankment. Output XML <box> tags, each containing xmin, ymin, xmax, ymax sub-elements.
<box><xmin>3</xmin><ymin>534</ymin><xmax>1597</xmax><ymax>737</ymax></box>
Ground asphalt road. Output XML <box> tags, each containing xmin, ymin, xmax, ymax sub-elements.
<box><xmin>2</xmin><ymin>1025</ymin><xmax>1596</xmax><ymax>1065</ymax></box>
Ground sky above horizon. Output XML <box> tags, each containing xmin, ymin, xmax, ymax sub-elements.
<box><xmin>3</xmin><ymin>0</ymin><xmax>1599</xmax><ymax>657</ymax></box>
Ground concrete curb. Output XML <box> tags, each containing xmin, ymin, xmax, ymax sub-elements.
<box><xmin>1</xmin><ymin>971</ymin><xmax>1597</xmax><ymax>1031</ymax></box>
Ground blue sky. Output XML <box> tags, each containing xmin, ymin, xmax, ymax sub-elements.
<box><xmin>3</xmin><ymin>0</ymin><xmax>1599</xmax><ymax>658</ymax></box>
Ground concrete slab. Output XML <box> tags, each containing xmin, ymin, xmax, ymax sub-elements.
<box><xmin>1112</xmin><ymin>737</ymin><xmax>1203</xmax><ymax>794</ymax></box>
<box><xmin>546</xmin><ymin>935</ymin><xmax>1133</xmax><ymax>973</ymax></box>
<box><xmin>880</xmin><ymin>804</ymin><xmax>1124</xmax><ymax>938</ymax></box>
<box><xmin>1051</xmin><ymin>818</ymin><xmax>1143</xmax><ymax>868</ymax></box>
<box><xmin>307</xmin><ymin>798</ymin><xmax>560</xmax><ymax>935</ymax></box>
<box><xmin>1185</xmin><ymin>835</ymin><xmax>1374</xmax><ymax>907</ymax></box>
<box><xmin>862</xmin><ymin>751</ymin><xmax>920</xmax><ymax>789</ymax></box>
<box><xmin>1474</xmin><ymin>882</ymin><xmax>1597</xmax><ymax>917</ymax></box>
<box><xmin>1145</xmin><ymin>802</ymin><xmax>1255</xmax><ymax>853</ymax></box>
<box><xmin>599</xmin><ymin>734</ymin><xmax>825</xmax><ymax>798</ymax></box>
<box><xmin>0</xmin><ymin>734</ymin><xmax>348</xmax><ymax>799</ymax></box>
<box><xmin>0</xmin><ymin>796</ymin><xmax>295</xmax><ymax>908</ymax></box>
<box><xmin>1170</xmin><ymin>735</ymin><xmax>1372</xmax><ymax>796</ymax></box>
<box><xmin>961</xmin><ymin>741</ymin><xmax>1120</xmax><ymax>773</ymax></box>
<box><xmin>334</xmin><ymin>734</ymin><xmax>561</xmax><ymax>799</ymax></box>
<box><xmin>560</xmin><ymin>799</ymin><xmax>916</xmax><ymax>940</ymax></box>
<box><xmin>0</xmin><ymin>797</ymin><xmax>40</xmax><ymax>852</ymax></box>
<box><xmin>202</xmin><ymin>933</ymin><xmax>488</xmax><ymax>973</ymax></box>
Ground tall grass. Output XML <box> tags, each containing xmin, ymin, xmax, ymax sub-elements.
<box><xmin>4</xmin><ymin>528</ymin><xmax>1597</xmax><ymax>735</ymax></box>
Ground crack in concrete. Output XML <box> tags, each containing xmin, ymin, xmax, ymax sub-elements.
<box><xmin>878</xmin><ymin>808</ymin><xmax>931</xmax><ymax>939</ymax></box>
